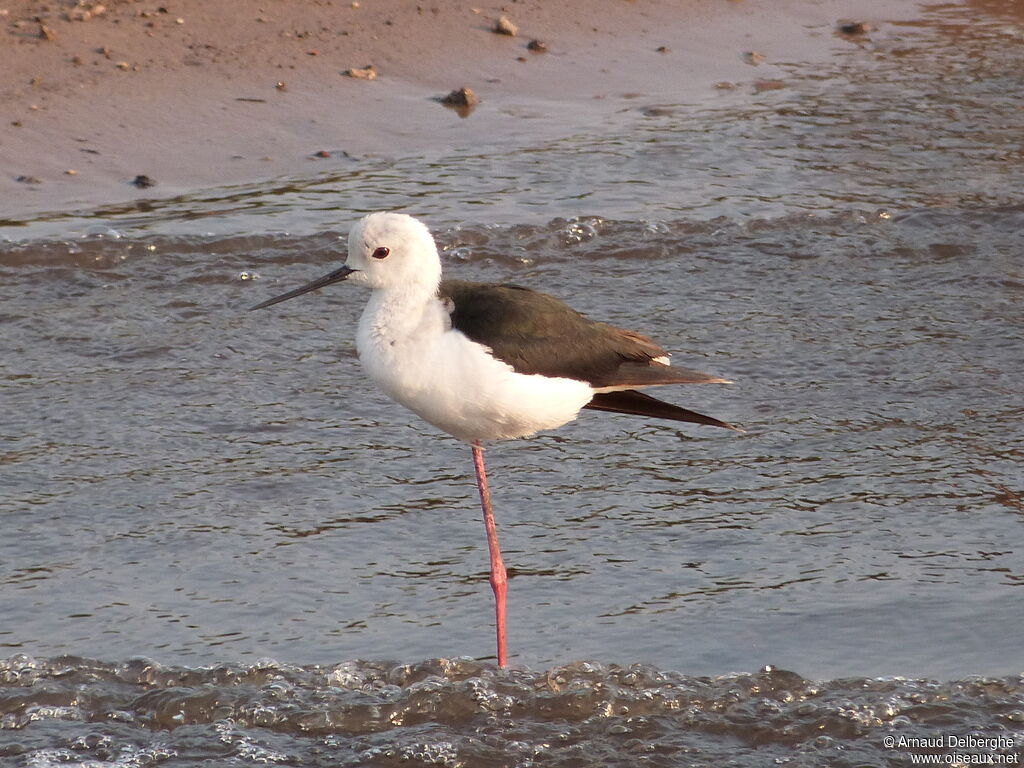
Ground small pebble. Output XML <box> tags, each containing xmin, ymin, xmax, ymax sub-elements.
<box><xmin>743</xmin><ymin>50</ymin><xmax>766</xmax><ymax>65</ymax></box>
<box><xmin>839</xmin><ymin>21</ymin><xmax>872</xmax><ymax>35</ymax></box>
<box><xmin>39</xmin><ymin>23</ymin><xmax>56</xmax><ymax>40</ymax></box>
<box><xmin>439</xmin><ymin>87</ymin><xmax>479</xmax><ymax>107</ymax></box>
<box><xmin>65</xmin><ymin>169</ymin><xmax>78</xmax><ymax>176</ymax></box>
<box><xmin>655</xmin><ymin>45</ymin><xmax>670</xmax><ymax>53</ymax></box>
<box><xmin>68</xmin><ymin>3</ymin><xmax>106</xmax><ymax>22</ymax></box>
<box><xmin>493</xmin><ymin>15</ymin><xmax>517</xmax><ymax>36</ymax></box>
<box><xmin>15</xmin><ymin>175</ymin><xmax>42</xmax><ymax>184</ymax></box>
<box><xmin>131</xmin><ymin>175</ymin><xmax>156</xmax><ymax>188</ymax></box>
<box><xmin>527</xmin><ymin>39</ymin><xmax>547</xmax><ymax>52</ymax></box>
<box><xmin>314</xmin><ymin>150</ymin><xmax>331</xmax><ymax>158</ymax></box>
<box><xmin>275</xmin><ymin>81</ymin><xmax>286</xmax><ymax>90</ymax></box>
<box><xmin>343</xmin><ymin>65</ymin><xmax>377</xmax><ymax>79</ymax></box>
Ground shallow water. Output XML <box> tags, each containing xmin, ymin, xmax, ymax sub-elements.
<box><xmin>2</xmin><ymin>656</ymin><xmax>1023</xmax><ymax>767</ymax></box>
<box><xmin>2</xmin><ymin>1</ymin><xmax>1023</xmax><ymax>765</ymax></box>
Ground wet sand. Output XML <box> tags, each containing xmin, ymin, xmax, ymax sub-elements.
<box><xmin>2</xmin><ymin>0</ymin><xmax>898</xmax><ymax>223</ymax></box>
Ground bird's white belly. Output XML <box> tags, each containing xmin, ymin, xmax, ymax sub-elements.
<box><xmin>359</xmin><ymin>329</ymin><xmax>593</xmax><ymax>442</ymax></box>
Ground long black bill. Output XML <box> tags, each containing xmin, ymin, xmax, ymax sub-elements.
<box><xmin>249</xmin><ymin>265</ymin><xmax>357</xmax><ymax>310</ymax></box>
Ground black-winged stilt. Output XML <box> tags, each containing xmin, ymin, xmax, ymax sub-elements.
<box><xmin>252</xmin><ymin>212</ymin><xmax>740</xmax><ymax>667</ymax></box>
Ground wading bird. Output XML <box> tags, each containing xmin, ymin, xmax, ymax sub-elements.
<box><xmin>252</xmin><ymin>212</ymin><xmax>740</xmax><ymax>667</ymax></box>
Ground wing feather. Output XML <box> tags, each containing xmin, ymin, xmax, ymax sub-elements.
<box><xmin>585</xmin><ymin>390</ymin><xmax>743</xmax><ymax>431</ymax></box>
<box><xmin>440</xmin><ymin>280</ymin><xmax>728</xmax><ymax>388</ymax></box>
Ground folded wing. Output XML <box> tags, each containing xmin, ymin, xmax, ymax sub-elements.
<box><xmin>441</xmin><ymin>280</ymin><xmax>740</xmax><ymax>431</ymax></box>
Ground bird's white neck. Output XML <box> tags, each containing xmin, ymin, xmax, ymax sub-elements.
<box><xmin>357</xmin><ymin>281</ymin><xmax>445</xmax><ymax>357</ymax></box>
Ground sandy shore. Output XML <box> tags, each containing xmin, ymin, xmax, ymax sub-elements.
<box><xmin>2</xmin><ymin>0</ymin><xmax>894</xmax><ymax>224</ymax></box>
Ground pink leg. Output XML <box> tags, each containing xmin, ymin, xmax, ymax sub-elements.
<box><xmin>471</xmin><ymin>441</ymin><xmax>507</xmax><ymax>668</ymax></box>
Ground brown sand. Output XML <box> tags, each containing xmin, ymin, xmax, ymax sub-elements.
<box><xmin>1</xmin><ymin>0</ymin><xmax>898</xmax><ymax>222</ymax></box>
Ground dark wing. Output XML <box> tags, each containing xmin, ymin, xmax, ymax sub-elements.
<box><xmin>585</xmin><ymin>390</ymin><xmax>743</xmax><ymax>432</ymax></box>
<box><xmin>440</xmin><ymin>280</ymin><xmax>729</xmax><ymax>388</ymax></box>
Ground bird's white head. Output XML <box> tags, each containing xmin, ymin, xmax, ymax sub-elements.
<box><xmin>249</xmin><ymin>212</ymin><xmax>442</xmax><ymax>312</ymax></box>
<box><xmin>344</xmin><ymin>212</ymin><xmax>442</xmax><ymax>293</ymax></box>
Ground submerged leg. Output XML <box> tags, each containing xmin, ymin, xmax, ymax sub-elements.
<box><xmin>471</xmin><ymin>440</ymin><xmax>507</xmax><ymax>668</ymax></box>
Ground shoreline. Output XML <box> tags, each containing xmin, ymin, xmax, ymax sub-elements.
<box><xmin>2</xmin><ymin>0</ymin><xmax>900</xmax><ymax>228</ymax></box>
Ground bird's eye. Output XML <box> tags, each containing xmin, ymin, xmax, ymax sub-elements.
<box><xmin>372</xmin><ymin>246</ymin><xmax>390</xmax><ymax>259</ymax></box>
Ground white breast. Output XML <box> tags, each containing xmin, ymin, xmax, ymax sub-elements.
<box><xmin>355</xmin><ymin>292</ymin><xmax>593</xmax><ymax>442</ymax></box>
